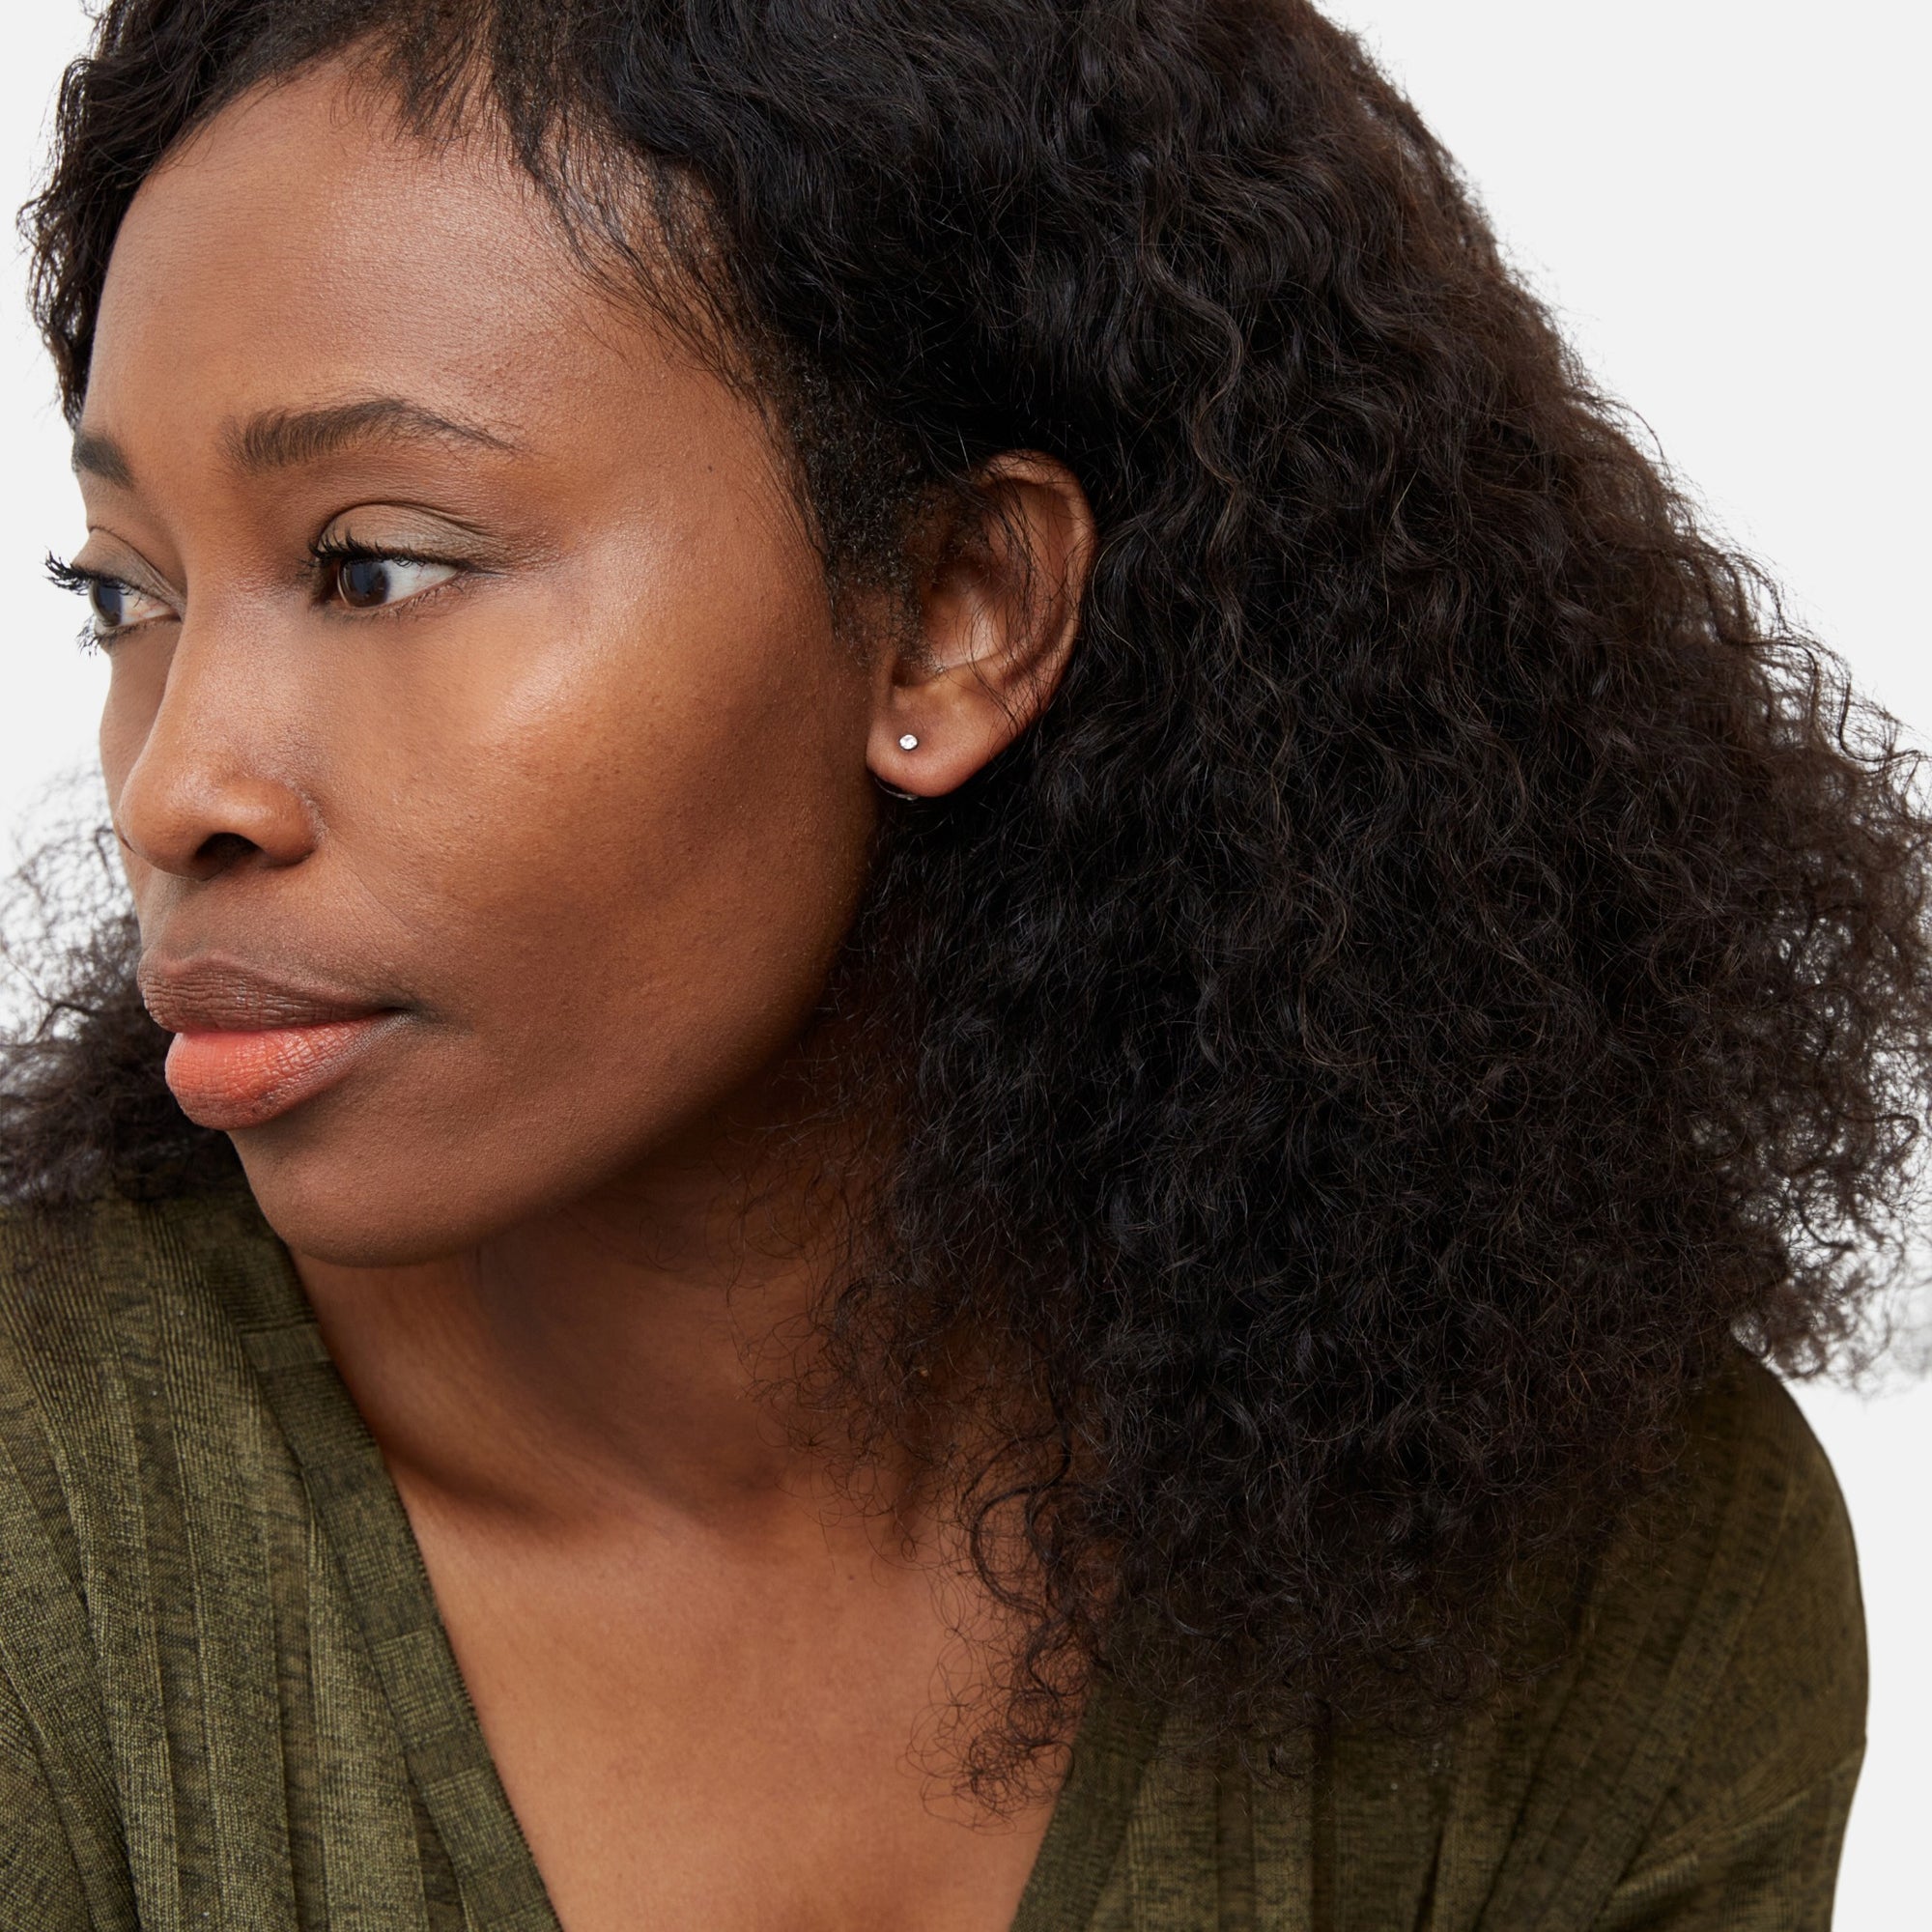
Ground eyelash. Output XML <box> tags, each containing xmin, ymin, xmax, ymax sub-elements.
<box><xmin>44</xmin><ymin>557</ymin><xmax>96</xmax><ymax>595</ymax></box>
<box><xmin>306</xmin><ymin>536</ymin><xmax>475</xmax><ymax>624</ymax></box>
<box><xmin>44</xmin><ymin>540</ymin><xmax>471</xmax><ymax>649</ymax></box>
<box><xmin>44</xmin><ymin>554</ymin><xmax>123</xmax><ymax>653</ymax></box>
<box><xmin>308</xmin><ymin>536</ymin><xmax>462</xmax><ymax>585</ymax></box>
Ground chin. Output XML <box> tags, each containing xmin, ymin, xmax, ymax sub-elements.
<box><xmin>227</xmin><ymin>1125</ymin><xmax>531</xmax><ymax>1267</ymax></box>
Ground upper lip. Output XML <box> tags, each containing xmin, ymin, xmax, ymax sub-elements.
<box><xmin>138</xmin><ymin>954</ymin><xmax>396</xmax><ymax>1034</ymax></box>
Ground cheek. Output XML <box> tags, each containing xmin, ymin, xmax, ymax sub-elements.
<box><xmin>98</xmin><ymin>635</ymin><xmax>176</xmax><ymax>911</ymax></box>
<box><xmin>97</xmin><ymin>634</ymin><xmax>171</xmax><ymax>799</ymax></box>
<box><xmin>300</xmin><ymin>531</ymin><xmax>877</xmax><ymax>1213</ymax></box>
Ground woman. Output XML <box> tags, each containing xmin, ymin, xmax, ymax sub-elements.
<box><xmin>0</xmin><ymin>0</ymin><xmax>1918</xmax><ymax>1925</ymax></box>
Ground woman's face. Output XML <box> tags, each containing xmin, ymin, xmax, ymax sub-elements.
<box><xmin>74</xmin><ymin>68</ymin><xmax>892</xmax><ymax>1264</ymax></box>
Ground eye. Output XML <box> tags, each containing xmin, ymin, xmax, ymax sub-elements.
<box><xmin>324</xmin><ymin>551</ymin><xmax>461</xmax><ymax>612</ymax></box>
<box><xmin>88</xmin><ymin>577</ymin><xmax>177</xmax><ymax>639</ymax></box>
<box><xmin>45</xmin><ymin>558</ymin><xmax>176</xmax><ymax>644</ymax></box>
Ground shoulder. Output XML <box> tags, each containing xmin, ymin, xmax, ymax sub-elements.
<box><xmin>0</xmin><ymin>1189</ymin><xmax>337</xmax><ymax>1928</ymax></box>
<box><xmin>1443</xmin><ymin>1354</ymin><xmax>1864</xmax><ymax>1928</ymax></box>
<box><xmin>0</xmin><ymin>1182</ymin><xmax>292</xmax><ymax>1358</ymax></box>
<box><xmin>1289</xmin><ymin>1355</ymin><xmax>1864</xmax><ymax>1931</ymax></box>
<box><xmin>1537</xmin><ymin>1353</ymin><xmax>1863</xmax><ymax>1792</ymax></box>
<box><xmin>1615</xmin><ymin>1354</ymin><xmax>1863</xmax><ymax>1776</ymax></box>
<box><xmin>1612</xmin><ymin>1355</ymin><xmax>1865</xmax><ymax>1855</ymax></box>
<box><xmin>0</xmin><ymin>1184</ymin><xmax>302</xmax><ymax>1591</ymax></box>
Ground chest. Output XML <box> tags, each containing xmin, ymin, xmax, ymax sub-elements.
<box><xmin>405</xmin><ymin>1496</ymin><xmax>1059</xmax><ymax>1932</ymax></box>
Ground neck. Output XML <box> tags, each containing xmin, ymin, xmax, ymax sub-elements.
<box><xmin>294</xmin><ymin>1117</ymin><xmax>880</xmax><ymax>1539</ymax></box>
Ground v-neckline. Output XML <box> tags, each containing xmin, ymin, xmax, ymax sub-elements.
<box><xmin>220</xmin><ymin>1214</ymin><xmax>1159</xmax><ymax>1931</ymax></box>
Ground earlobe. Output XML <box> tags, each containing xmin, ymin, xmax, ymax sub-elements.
<box><xmin>866</xmin><ymin>451</ymin><xmax>1095</xmax><ymax>799</ymax></box>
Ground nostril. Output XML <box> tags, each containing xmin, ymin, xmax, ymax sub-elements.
<box><xmin>193</xmin><ymin>831</ymin><xmax>262</xmax><ymax>871</ymax></box>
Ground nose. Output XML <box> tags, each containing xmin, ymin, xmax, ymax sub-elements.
<box><xmin>108</xmin><ymin>623</ymin><xmax>318</xmax><ymax>882</ymax></box>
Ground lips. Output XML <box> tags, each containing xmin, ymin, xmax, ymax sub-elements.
<box><xmin>140</xmin><ymin>956</ymin><xmax>404</xmax><ymax>1131</ymax></box>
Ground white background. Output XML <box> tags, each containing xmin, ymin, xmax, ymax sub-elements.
<box><xmin>1</xmin><ymin>3</ymin><xmax>1924</xmax><ymax>1919</ymax></box>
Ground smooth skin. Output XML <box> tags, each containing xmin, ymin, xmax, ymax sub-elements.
<box><xmin>72</xmin><ymin>57</ymin><xmax>1094</xmax><ymax>1932</ymax></box>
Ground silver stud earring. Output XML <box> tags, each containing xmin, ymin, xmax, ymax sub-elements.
<box><xmin>898</xmin><ymin>733</ymin><xmax>920</xmax><ymax>752</ymax></box>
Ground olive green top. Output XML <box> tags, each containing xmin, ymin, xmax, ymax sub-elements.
<box><xmin>0</xmin><ymin>1189</ymin><xmax>1864</xmax><ymax>1930</ymax></box>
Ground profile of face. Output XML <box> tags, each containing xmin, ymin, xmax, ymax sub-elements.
<box><xmin>74</xmin><ymin>62</ymin><xmax>1090</xmax><ymax>1265</ymax></box>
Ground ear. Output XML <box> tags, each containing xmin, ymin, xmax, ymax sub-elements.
<box><xmin>866</xmin><ymin>451</ymin><xmax>1095</xmax><ymax>798</ymax></box>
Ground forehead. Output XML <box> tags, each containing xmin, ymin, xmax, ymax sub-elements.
<box><xmin>84</xmin><ymin>63</ymin><xmax>641</xmax><ymax>446</ymax></box>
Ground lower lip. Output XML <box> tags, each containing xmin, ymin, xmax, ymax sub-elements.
<box><xmin>164</xmin><ymin>1015</ymin><xmax>396</xmax><ymax>1131</ymax></box>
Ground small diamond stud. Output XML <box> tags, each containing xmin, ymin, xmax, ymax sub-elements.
<box><xmin>898</xmin><ymin>733</ymin><xmax>920</xmax><ymax>751</ymax></box>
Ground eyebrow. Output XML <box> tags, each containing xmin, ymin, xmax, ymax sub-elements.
<box><xmin>71</xmin><ymin>430</ymin><xmax>133</xmax><ymax>487</ymax></box>
<box><xmin>223</xmin><ymin>397</ymin><xmax>518</xmax><ymax>473</ymax></box>
<box><xmin>71</xmin><ymin>396</ymin><xmax>519</xmax><ymax>488</ymax></box>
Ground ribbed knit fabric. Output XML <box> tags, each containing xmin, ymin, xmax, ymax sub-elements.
<box><xmin>0</xmin><ymin>1188</ymin><xmax>1864</xmax><ymax>1929</ymax></box>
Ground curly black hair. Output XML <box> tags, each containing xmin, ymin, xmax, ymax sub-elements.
<box><xmin>12</xmin><ymin>0</ymin><xmax>1932</xmax><ymax>1788</ymax></box>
